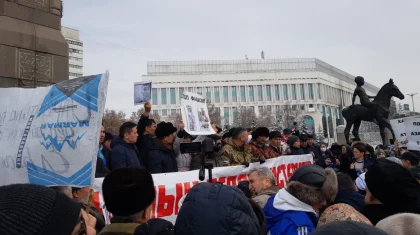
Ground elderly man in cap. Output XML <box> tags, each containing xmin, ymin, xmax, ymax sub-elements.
<box><xmin>249</xmin><ymin>127</ymin><xmax>270</xmax><ymax>161</ymax></box>
<box><xmin>266</xmin><ymin>131</ymin><xmax>284</xmax><ymax>158</ymax></box>
<box><xmin>100</xmin><ymin>168</ymin><xmax>174</xmax><ymax>234</ymax></box>
<box><xmin>264</xmin><ymin>165</ymin><xmax>338</xmax><ymax>235</ymax></box>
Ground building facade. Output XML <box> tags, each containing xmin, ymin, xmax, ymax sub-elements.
<box><xmin>61</xmin><ymin>27</ymin><xmax>83</xmax><ymax>79</ymax></box>
<box><xmin>142</xmin><ymin>58</ymin><xmax>381</xmax><ymax>141</ymax></box>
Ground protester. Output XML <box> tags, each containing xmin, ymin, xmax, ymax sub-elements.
<box><xmin>317</xmin><ymin>143</ymin><xmax>332</xmax><ymax>167</ymax></box>
<box><xmin>374</xmin><ymin>149</ymin><xmax>385</xmax><ymax>158</ymax></box>
<box><xmin>299</xmin><ymin>134</ymin><xmax>311</xmax><ymax>154</ymax></box>
<box><xmin>266</xmin><ymin>131</ymin><xmax>284</xmax><ymax>158</ymax></box>
<box><xmin>249</xmin><ymin>127</ymin><xmax>270</xmax><ymax>161</ymax></box>
<box><xmin>401</xmin><ymin>152</ymin><xmax>419</xmax><ymax>169</ymax></box>
<box><xmin>291</xmin><ymin>121</ymin><xmax>300</xmax><ymax>136</ymax></box>
<box><xmin>103</xmin><ymin>131</ymin><xmax>114</xmax><ymax>151</ymax></box>
<box><xmin>136</xmin><ymin>102</ymin><xmax>157</xmax><ymax>170</ymax></box>
<box><xmin>101</xmin><ymin>167</ymin><xmax>174</xmax><ymax>235</ymax></box>
<box><xmin>363</xmin><ymin>158</ymin><xmax>420</xmax><ymax>225</ymax></box>
<box><xmin>247</xmin><ymin>167</ymin><xmax>281</xmax><ymax>208</ymax></box>
<box><xmin>264</xmin><ymin>165</ymin><xmax>338</xmax><ymax>235</ymax></box>
<box><xmin>110</xmin><ymin>121</ymin><xmax>142</xmax><ymax>170</ymax></box>
<box><xmin>175</xmin><ymin>182</ymin><xmax>261</xmax><ymax>235</ymax></box>
<box><xmin>334</xmin><ymin>173</ymin><xmax>365</xmax><ymax>212</ymax></box>
<box><xmin>287</xmin><ymin>135</ymin><xmax>305</xmax><ymax>155</ymax></box>
<box><xmin>307</xmin><ymin>134</ymin><xmax>320</xmax><ymax>163</ymax></box>
<box><xmin>173</xmin><ymin>121</ymin><xmax>193</xmax><ymax>171</ymax></box>
<box><xmin>311</xmin><ymin>221</ymin><xmax>388</xmax><ymax>235</ymax></box>
<box><xmin>218</xmin><ymin>127</ymin><xmax>254</xmax><ymax>166</ymax></box>
<box><xmin>148</xmin><ymin>122</ymin><xmax>178</xmax><ymax>174</ymax></box>
<box><xmin>96</xmin><ymin>125</ymin><xmax>111</xmax><ymax>178</ymax></box>
<box><xmin>318</xmin><ymin>203</ymin><xmax>372</xmax><ymax>226</ymax></box>
<box><xmin>376</xmin><ymin>213</ymin><xmax>420</xmax><ymax>235</ymax></box>
<box><xmin>0</xmin><ymin>184</ymin><xmax>96</xmax><ymax>235</ymax></box>
<box><xmin>349</xmin><ymin>143</ymin><xmax>373</xmax><ymax>180</ymax></box>
<box><xmin>281</xmin><ymin>128</ymin><xmax>292</xmax><ymax>143</ymax></box>
<box><xmin>72</xmin><ymin>187</ymin><xmax>106</xmax><ymax>233</ymax></box>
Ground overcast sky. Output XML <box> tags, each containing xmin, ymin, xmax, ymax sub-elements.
<box><xmin>62</xmin><ymin>0</ymin><xmax>420</xmax><ymax>115</ymax></box>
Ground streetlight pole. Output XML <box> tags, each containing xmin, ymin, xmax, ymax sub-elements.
<box><xmin>406</xmin><ymin>93</ymin><xmax>418</xmax><ymax>112</ymax></box>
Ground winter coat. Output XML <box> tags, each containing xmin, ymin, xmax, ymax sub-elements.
<box><xmin>173</xmin><ymin>136</ymin><xmax>191</xmax><ymax>171</ymax></box>
<box><xmin>266</xmin><ymin>145</ymin><xmax>283</xmax><ymax>159</ymax></box>
<box><xmin>218</xmin><ymin>138</ymin><xmax>255</xmax><ymax>166</ymax></box>
<box><xmin>264</xmin><ymin>188</ymin><xmax>318</xmax><ymax>235</ymax></box>
<box><xmin>250</xmin><ymin>140</ymin><xmax>269</xmax><ymax>160</ymax></box>
<box><xmin>349</xmin><ymin>158</ymin><xmax>374</xmax><ymax>180</ymax></box>
<box><xmin>148</xmin><ymin>139</ymin><xmax>178</xmax><ymax>174</ymax></box>
<box><xmin>252</xmin><ymin>185</ymin><xmax>281</xmax><ymax>208</ymax></box>
<box><xmin>99</xmin><ymin>219</ymin><xmax>174</xmax><ymax>235</ymax></box>
<box><xmin>362</xmin><ymin>204</ymin><xmax>394</xmax><ymax>225</ymax></box>
<box><xmin>334</xmin><ymin>188</ymin><xmax>365</xmax><ymax>213</ymax></box>
<box><xmin>80</xmin><ymin>201</ymin><xmax>106</xmax><ymax>234</ymax></box>
<box><xmin>136</xmin><ymin>114</ymin><xmax>155</xmax><ymax>169</ymax></box>
<box><xmin>174</xmin><ymin>182</ymin><xmax>261</xmax><ymax>235</ymax></box>
<box><xmin>110</xmin><ymin>136</ymin><xmax>142</xmax><ymax>170</ymax></box>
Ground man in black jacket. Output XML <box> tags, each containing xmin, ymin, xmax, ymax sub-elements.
<box><xmin>110</xmin><ymin>122</ymin><xmax>142</xmax><ymax>170</ymax></box>
<box><xmin>148</xmin><ymin>122</ymin><xmax>178</xmax><ymax>173</ymax></box>
<box><xmin>136</xmin><ymin>102</ymin><xmax>157</xmax><ymax>170</ymax></box>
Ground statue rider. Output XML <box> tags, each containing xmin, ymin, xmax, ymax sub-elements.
<box><xmin>352</xmin><ymin>76</ymin><xmax>376</xmax><ymax>109</ymax></box>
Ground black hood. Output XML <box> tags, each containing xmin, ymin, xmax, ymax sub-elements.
<box><xmin>287</xmin><ymin>135</ymin><xmax>300</xmax><ymax>147</ymax></box>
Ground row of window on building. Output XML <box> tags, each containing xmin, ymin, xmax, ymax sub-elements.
<box><xmin>66</xmin><ymin>39</ymin><xmax>83</xmax><ymax>47</ymax></box>
<box><xmin>69</xmin><ymin>64</ymin><xmax>83</xmax><ymax>69</ymax></box>
<box><xmin>69</xmin><ymin>56</ymin><xmax>83</xmax><ymax>62</ymax></box>
<box><xmin>69</xmin><ymin>48</ymin><xmax>83</xmax><ymax>54</ymax></box>
<box><xmin>151</xmin><ymin>84</ymin><xmax>353</xmax><ymax>106</ymax></box>
<box><xmin>69</xmin><ymin>72</ymin><xmax>83</xmax><ymax>77</ymax></box>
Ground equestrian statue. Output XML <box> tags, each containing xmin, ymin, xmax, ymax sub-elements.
<box><xmin>342</xmin><ymin>76</ymin><xmax>405</xmax><ymax>145</ymax></box>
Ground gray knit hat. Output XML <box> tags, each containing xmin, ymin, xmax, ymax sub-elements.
<box><xmin>0</xmin><ymin>184</ymin><xmax>81</xmax><ymax>235</ymax></box>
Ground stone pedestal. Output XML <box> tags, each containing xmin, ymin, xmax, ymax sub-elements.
<box><xmin>0</xmin><ymin>0</ymin><xmax>68</xmax><ymax>88</ymax></box>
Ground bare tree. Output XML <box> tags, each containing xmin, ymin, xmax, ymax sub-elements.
<box><xmin>166</xmin><ymin>112</ymin><xmax>182</xmax><ymax>126</ymax></box>
<box><xmin>129</xmin><ymin>108</ymin><xmax>161</xmax><ymax>124</ymax></box>
<box><xmin>234</xmin><ymin>106</ymin><xmax>257</xmax><ymax>128</ymax></box>
<box><xmin>102</xmin><ymin>109</ymin><xmax>127</xmax><ymax>135</ymax></box>
<box><xmin>256</xmin><ymin>109</ymin><xmax>276</xmax><ymax>128</ymax></box>
<box><xmin>207</xmin><ymin>100</ymin><xmax>222</xmax><ymax>127</ymax></box>
<box><xmin>276</xmin><ymin>103</ymin><xmax>303</xmax><ymax>130</ymax></box>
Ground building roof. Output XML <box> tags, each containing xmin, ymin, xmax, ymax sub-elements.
<box><xmin>146</xmin><ymin>58</ymin><xmax>379</xmax><ymax>93</ymax></box>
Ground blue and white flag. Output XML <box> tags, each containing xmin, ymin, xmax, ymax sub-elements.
<box><xmin>0</xmin><ymin>73</ymin><xmax>109</xmax><ymax>187</ymax></box>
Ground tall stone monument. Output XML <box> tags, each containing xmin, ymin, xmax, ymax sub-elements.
<box><xmin>0</xmin><ymin>0</ymin><xmax>68</xmax><ymax>88</ymax></box>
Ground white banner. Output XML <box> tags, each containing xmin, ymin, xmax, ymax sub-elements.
<box><xmin>93</xmin><ymin>154</ymin><xmax>313</xmax><ymax>224</ymax></box>
<box><xmin>404</xmin><ymin>116</ymin><xmax>420</xmax><ymax>151</ymax></box>
<box><xmin>0</xmin><ymin>73</ymin><xmax>109</xmax><ymax>187</ymax></box>
<box><xmin>180</xmin><ymin>92</ymin><xmax>215</xmax><ymax>135</ymax></box>
<box><xmin>390</xmin><ymin>118</ymin><xmax>408</xmax><ymax>147</ymax></box>
<box><xmin>134</xmin><ymin>81</ymin><xmax>151</xmax><ymax>105</ymax></box>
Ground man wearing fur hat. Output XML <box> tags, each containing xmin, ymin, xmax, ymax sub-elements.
<box><xmin>249</xmin><ymin>127</ymin><xmax>270</xmax><ymax>161</ymax></box>
<box><xmin>264</xmin><ymin>165</ymin><xmax>338</xmax><ymax>235</ymax></box>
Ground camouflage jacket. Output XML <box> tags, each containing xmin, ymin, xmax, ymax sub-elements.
<box><xmin>265</xmin><ymin>145</ymin><xmax>284</xmax><ymax>159</ymax></box>
<box><xmin>218</xmin><ymin>138</ymin><xmax>255</xmax><ymax>166</ymax></box>
<box><xmin>249</xmin><ymin>140</ymin><xmax>269</xmax><ymax>160</ymax></box>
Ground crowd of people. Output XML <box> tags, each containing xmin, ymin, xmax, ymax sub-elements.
<box><xmin>1</xmin><ymin>101</ymin><xmax>420</xmax><ymax>235</ymax></box>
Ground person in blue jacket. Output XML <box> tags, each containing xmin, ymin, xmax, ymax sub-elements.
<box><xmin>264</xmin><ymin>164</ymin><xmax>338</xmax><ymax>235</ymax></box>
<box><xmin>110</xmin><ymin>121</ymin><xmax>143</xmax><ymax>170</ymax></box>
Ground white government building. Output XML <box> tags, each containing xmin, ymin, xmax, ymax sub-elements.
<box><xmin>61</xmin><ymin>26</ymin><xmax>83</xmax><ymax>79</ymax></box>
<box><xmin>142</xmin><ymin>58</ymin><xmax>380</xmax><ymax>140</ymax></box>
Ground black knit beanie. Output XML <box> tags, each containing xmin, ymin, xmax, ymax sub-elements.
<box><xmin>365</xmin><ymin>158</ymin><xmax>420</xmax><ymax>212</ymax></box>
<box><xmin>102</xmin><ymin>167</ymin><xmax>155</xmax><ymax>216</ymax></box>
<box><xmin>0</xmin><ymin>184</ymin><xmax>81</xmax><ymax>235</ymax></box>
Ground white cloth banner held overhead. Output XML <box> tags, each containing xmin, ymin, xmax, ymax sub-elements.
<box><xmin>390</xmin><ymin>118</ymin><xmax>408</xmax><ymax>147</ymax></box>
<box><xmin>180</xmin><ymin>92</ymin><xmax>215</xmax><ymax>135</ymax></box>
<box><xmin>93</xmin><ymin>154</ymin><xmax>313</xmax><ymax>224</ymax></box>
<box><xmin>134</xmin><ymin>81</ymin><xmax>152</xmax><ymax>105</ymax></box>
<box><xmin>404</xmin><ymin>116</ymin><xmax>420</xmax><ymax>151</ymax></box>
<box><xmin>0</xmin><ymin>73</ymin><xmax>109</xmax><ymax>187</ymax></box>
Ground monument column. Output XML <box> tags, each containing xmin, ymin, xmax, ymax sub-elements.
<box><xmin>0</xmin><ymin>0</ymin><xmax>69</xmax><ymax>88</ymax></box>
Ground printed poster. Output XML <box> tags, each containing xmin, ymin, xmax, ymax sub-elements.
<box><xmin>404</xmin><ymin>116</ymin><xmax>420</xmax><ymax>151</ymax></box>
<box><xmin>0</xmin><ymin>73</ymin><xmax>109</xmax><ymax>187</ymax></box>
<box><xmin>180</xmin><ymin>92</ymin><xmax>215</xmax><ymax>135</ymax></box>
<box><xmin>390</xmin><ymin>118</ymin><xmax>408</xmax><ymax>147</ymax></box>
<box><xmin>134</xmin><ymin>81</ymin><xmax>152</xmax><ymax>105</ymax></box>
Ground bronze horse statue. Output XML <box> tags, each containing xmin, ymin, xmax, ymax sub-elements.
<box><xmin>342</xmin><ymin>79</ymin><xmax>405</xmax><ymax>145</ymax></box>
